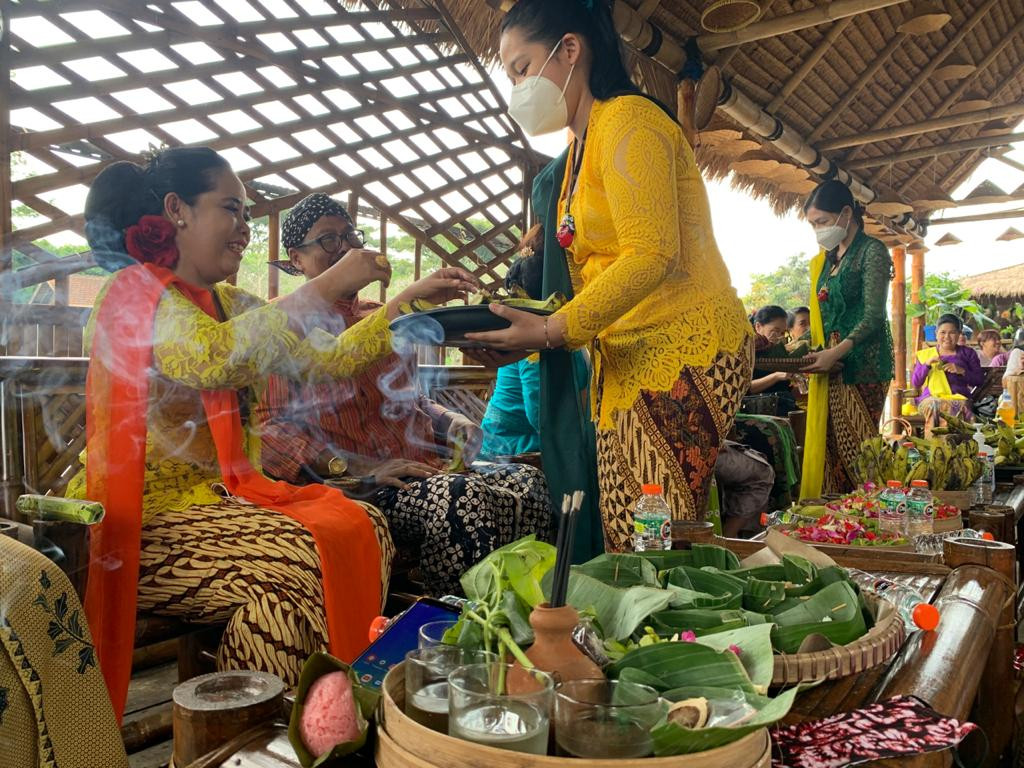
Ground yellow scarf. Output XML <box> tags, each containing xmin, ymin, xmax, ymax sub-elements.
<box><xmin>800</xmin><ymin>250</ymin><xmax>828</xmax><ymax>499</ymax></box>
<box><xmin>915</xmin><ymin>346</ymin><xmax>965</xmax><ymax>400</ymax></box>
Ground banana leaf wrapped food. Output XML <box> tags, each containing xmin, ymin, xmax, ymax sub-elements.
<box><xmin>16</xmin><ymin>495</ymin><xmax>105</xmax><ymax>525</ymax></box>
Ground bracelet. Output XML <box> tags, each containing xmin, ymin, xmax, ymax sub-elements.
<box><xmin>544</xmin><ymin>318</ymin><xmax>552</xmax><ymax>349</ymax></box>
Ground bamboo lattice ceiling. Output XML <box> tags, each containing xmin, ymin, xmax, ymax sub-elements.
<box><xmin>4</xmin><ymin>0</ymin><xmax>536</xmax><ymax>293</ymax></box>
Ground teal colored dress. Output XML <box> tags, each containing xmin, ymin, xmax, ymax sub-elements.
<box><xmin>481</xmin><ymin>353</ymin><xmax>590</xmax><ymax>459</ymax></box>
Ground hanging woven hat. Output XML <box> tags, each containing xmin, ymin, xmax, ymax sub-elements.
<box><xmin>963</xmin><ymin>179</ymin><xmax>1009</xmax><ymax>205</ymax></box>
<box><xmin>731</xmin><ymin>150</ymin><xmax>780</xmax><ymax>177</ymax></box>
<box><xmin>897</xmin><ymin>0</ymin><xmax>951</xmax><ymax>35</ymax></box>
<box><xmin>711</xmin><ymin>138</ymin><xmax>762</xmax><ymax>157</ymax></box>
<box><xmin>779</xmin><ymin>178</ymin><xmax>817</xmax><ymax>195</ymax></box>
<box><xmin>996</xmin><ymin>227</ymin><xmax>1024</xmax><ymax>242</ymax></box>
<box><xmin>935</xmin><ymin>232</ymin><xmax>962</xmax><ymax>246</ymax></box>
<box><xmin>907</xmin><ymin>240</ymin><xmax>929</xmax><ymax>254</ymax></box>
<box><xmin>948</xmin><ymin>91</ymin><xmax>992</xmax><ymax>115</ymax></box>
<box><xmin>701</xmin><ymin>0</ymin><xmax>763</xmax><ymax>33</ymax></box>
<box><xmin>698</xmin><ymin>128</ymin><xmax>743</xmax><ymax>146</ymax></box>
<box><xmin>866</xmin><ymin>192</ymin><xmax>914</xmax><ymax>217</ymax></box>
<box><xmin>911</xmin><ymin>184</ymin><xmax>956</xmax><ymax>211</ymax></box>
<box><xmin>693</xmin><ymin>65</ymin><xmax>723</xmax><ymax>130</ymax></box>
<box><xmin>934</xmin><ymin>52</ymin><xmax>976</xmax><ymax>81</ymax></box>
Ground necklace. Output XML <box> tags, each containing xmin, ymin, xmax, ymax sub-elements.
<box><xmin>556</xmin><ymin>130</ymin><xmax>587</xmax><ymax>249</ymax></box>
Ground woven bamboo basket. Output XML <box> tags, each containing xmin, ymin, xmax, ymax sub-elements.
<box><xmin>772</xmin><ymin>593</ymin><xmax>906</xmax><ymax>685</ymax></box>
<box><xmin>377</xmin><ymin>664</ymin><xmax>772</xmax><ymax>768</ymax></box>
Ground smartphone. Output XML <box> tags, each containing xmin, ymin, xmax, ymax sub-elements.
<box><xmin>350</xmin><ymin>597</ymin><xmax>461</xmax><ymax>689</ymax></box>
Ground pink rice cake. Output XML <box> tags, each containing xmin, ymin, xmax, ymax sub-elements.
<box><xmin>300</xmin><ymin>670</ymin><xmax>361</xmax><ymax>757</ymax></box>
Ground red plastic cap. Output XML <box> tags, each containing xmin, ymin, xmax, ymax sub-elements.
<box><xmin>982</xmin><ymin>531</ymin><xmax>995</xmax><ymax>541</ymax></box>
<box><xmin>760</xmin><ymin>513</ymin><xmax>768</xmax><ymax>526</ymax></box>
<box><xmin>886</xmin><ymin>480</ymin><xmax>902</xmax><ymax>487</ymax></box>
<box><xmin>642</xmin><ymin>484</ymin><xmax>663</xmax><ymax>495</ymax></box>
<box><xmin>902</xmin><ymin>442</ymin><xmax>914</xmax><ymax>448</ymax></box>
<box><xmin>912</xmin><ymin>602</ymin><xmax>940</xmax><ymax>632</ymax></box>
<box><xmin>369</xmin><ymin>615</ymin><xmax>389</xmax><ymax>642</ymax></box>
<box><xmin>911</xmin><ymin>480</ymin><xmax>929</xmax><ymax>488</ymax></box>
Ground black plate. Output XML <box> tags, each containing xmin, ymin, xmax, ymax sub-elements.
<box><xmin>389</xmin><ymin>304</ymin><xmax>553</xmax><ymax>348</ymax></box>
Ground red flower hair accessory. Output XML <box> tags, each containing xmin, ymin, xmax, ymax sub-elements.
<box><xmin>817</xmin><ymin>287</ymin><xmax>829</xmax><ymax>303</ymax></box>
<box><xmin>124</xmin><ymin>215</ymin><xmax>179</xmax><ymax>268</ymax></box>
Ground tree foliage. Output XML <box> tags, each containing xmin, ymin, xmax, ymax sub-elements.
<box><xmin>742</xmin><ymin>253</ymin><xmax>812</xmax><ymax>312</ymax></box>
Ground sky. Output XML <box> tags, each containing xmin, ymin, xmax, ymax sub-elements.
<box><xmin>9</xmin><ymin>9</ymin><xmax>1023</xmax><ymax>299</ymax></box>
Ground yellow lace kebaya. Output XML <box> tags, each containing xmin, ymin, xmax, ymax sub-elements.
<box><xmin>554</xmin><ymin>95</ymin><xmax>751</xmax><ymax>428</ymax></box>
<box><xmin>66</xmin><ymin>279</ymin><xmax>392</xmax><ymax>523</ymax></box>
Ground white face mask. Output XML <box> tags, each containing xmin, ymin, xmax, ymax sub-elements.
<box><xmin>508</xmin><ymin>41</ymin><xmax>575</xmax><ymax>137</ymax></box>
<box><xmin>814</xmin><ymin>209</ymin><xmax>851</xmax><ymax>251</ymax></box>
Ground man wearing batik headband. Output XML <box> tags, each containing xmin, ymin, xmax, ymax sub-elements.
<box><xmin>254</xmin><ymin>193</ymin><xmax>553</xmax><ymax>597</ymax></box>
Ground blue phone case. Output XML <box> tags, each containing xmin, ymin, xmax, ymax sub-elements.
<box><xmin>350</xmin><ymin>599</ymin><xmax>460</xmax><ymax>689</ymax></box>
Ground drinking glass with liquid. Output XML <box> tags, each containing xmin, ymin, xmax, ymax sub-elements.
<box><xmin>554</xmin><ymin>679</ymin><xmax>665</xmax><ymax>758</ymax></box>
<box><xmin>404</xmin><ymin>647</ymin><xmax>495</xmax><ymax>733</ymax></box>
<box><xmin>447</xmin><ymin>662</ymin><xmax>554</xmax><ymax>755</ymax></box>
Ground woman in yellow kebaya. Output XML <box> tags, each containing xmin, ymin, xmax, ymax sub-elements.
<box><xmin>469</xmin><ymin>0</ymin><xmax>751</xmax><ymax>551</ymax></box>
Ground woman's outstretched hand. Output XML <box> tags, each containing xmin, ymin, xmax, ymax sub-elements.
<box><xmin>386</xmin><ymin>268</ymin><xmax>480</xmax><ymax>319</ymax></box>
<box><xmin>464</xmin><ymin>304</ymin><xmax>567</xmax><ymax>351</ymax></box>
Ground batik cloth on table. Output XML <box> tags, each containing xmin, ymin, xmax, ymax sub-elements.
<box><xmin>0</xmin><ymin>537</ymin><xmax>129</xmax><ymax>768</ymax></box>
<box><xmin>771</xmin><ymin>695</ymin><xmax>977</xmax><ymax>768</ymax></box>
<box><xmin>596</xmin><ymin>343</ymin><xmax>752</xmax><ymax>552</ymax></box>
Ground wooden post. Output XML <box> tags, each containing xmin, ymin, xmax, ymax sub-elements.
<box><xmin>911</xmin><ymin>248</ymin><xmax>925</xmax><ymax>354</ymax></box>
<box><xmin>891</xmin><ymin>246</ymin><xmax>907</xmax><ymax>418</ymax></box>
<box><xmin>267</xmin><ymin>209</ymin><xmax>279</xmax><ymax>300</ymax></box>
<box><xmin>379</xmin><ymin>214</ymin><xmax>388</xmax><ymax>303</ymax></box>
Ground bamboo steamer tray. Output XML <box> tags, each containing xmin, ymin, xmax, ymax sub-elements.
<box><xmin>378</xmin><ymin>664</ymin><xmax>772</xmax><ymax>768</ymax></box>
<box><xmin>771</xmin><ymin>593</ymin><xmax>907</xmax><ymax>685</ymax></box>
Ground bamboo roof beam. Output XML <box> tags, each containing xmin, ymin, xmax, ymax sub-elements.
<box><xmin>845</xmin><ymin>132</ymin><xmax>1024</xmax><ymax>170</ymax></box>
<box><xmin>911</xmin><ymin>58</ymin><xmax>1024</xmax><ymax>193</ymax></box>
<box><xmin>842</xmin><ymin>0</ymin><xmax>1001</xmax><ymax>162</ymax></box>
<box><xmin>994</xmin><ymin>153</ymin><xmax>1024</xmax><ymax>175</ymax></box>
<box><xmin>696</xmin><ymin>0</ymin><xmax>912</xmax><ymax>52</ymax></box>
<box><xmin>867</xmin><ymin>8</ymin><xmax>1024</xmax><ymax>184</ymax></box>
<box><xmin>819</xmin><ymin>104</ymin><xmax>1024</xmax><ymax>150</ymax></box>
<box><xmin>929</xmin><ymin>208</ymin><xmax>1024</xmax><ymax>225</ymax></box>
<box><xmin>0</xmin><ymin>2</ymin><xmax>11</xmax><ymax>303</ymax></box>
<box><xmin>766</xmin><ymin>17</ymin><xmax>854</xmax><ymax>113</ymax></box>
<box><xmin>807</xmin><ymin>31</ymin><xmax>907</xmax><ymax>143</ymax></box>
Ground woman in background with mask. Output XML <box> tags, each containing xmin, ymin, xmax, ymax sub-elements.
<box><xmin>468</xmin><ymin>0</ymin><xmax>751</xmax><ymax>552</ymax></box>
<box><xmin>800</xmin><ymin>179</ymin><xmax>894</xmax><ymax>495</ymax></box>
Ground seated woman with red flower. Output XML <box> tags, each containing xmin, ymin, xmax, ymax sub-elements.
<box><xmin>65</xmin><ymin>146</ymin><xmax>477</xmax><ymax>718</ymax></box>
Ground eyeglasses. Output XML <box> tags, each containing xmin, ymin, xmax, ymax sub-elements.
<box><xmin>295</xmin><ymin>229</ymin><xmax>366</xmax><ymax>254</ymax></box>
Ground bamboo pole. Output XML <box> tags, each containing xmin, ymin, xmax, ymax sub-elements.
<box><xmin>818</xmin><ymin>104</ymin><xmax>1024</xmax><ymax>151</ymax></box>
<box><xmin>994</xmin><ymin>153</ymin><xmax>1024</xmax><ymax>175</ymax></box>
<box><xmin>891</xmin><ymin>246</ymin><xmax>907</xmax><ymax>412</ymax></box>
<box><xmin>696</xmin><ymin>0</ymin><xmax>912</xmax><ymax>52</ymax></box>
<box><xmin>843</xmin><ymin>132</ymin><xmax>1024</xmax><ymax>170</ymax></box>
<box><xmin>928</xmin><ymin>209</ymin><xmax>1024</xmax><ymax>225</ymax></box>
<box><xmin>911</xmin><ymin>249</ymin><xmax>925</xmax><ymax>354</ymax></box>
<box><xmin>267</xmin><ymin>210</ymin><xmax>280</xmax><ymax>300</ymax></box>
<box><xmin>379</xmin><ymin>214</ymin><xmax>388</xmax><ymax>304</ymax></box>
<box><xmin>766</xmin><ymin>17</ymin><xmax>853</xmax><ymax>113</ymax></box>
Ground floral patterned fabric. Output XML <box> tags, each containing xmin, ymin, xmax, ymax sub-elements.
<box><xmin>0</xmin><ymin>537</ymin><xmax>128</xmax><ymax>768</ymax></box>
<box><xmin>554</xmin><ymin>95</ymin><xmax>751</xmax><ymax>428</ymax></box>
<box><xmin>815</xmin><ymin>230</ymin><xmax>894</xmax><ymax>386</ymax></box>
<box><xmin>66</xmin><ymin>279</ymin><xmax>393</xmax><ymax>523</ymax></box>
<box><xmin>771</xmin><ymin>695</ymin><xmax>977</xmax><ymax>768</ymax></box>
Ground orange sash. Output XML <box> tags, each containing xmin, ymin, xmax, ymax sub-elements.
<box><xmin>85</xmin><ymin>264</ymin><xmax>383</xmax><ymax>719</ymax></box>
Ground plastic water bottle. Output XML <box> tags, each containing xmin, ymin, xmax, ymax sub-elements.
<box><xmin>912</xmin><ymin>528</ymin><xmax>995</xmax><ymax>555</ymax></box>
<box><xmin>998</xmin><ymin>389</ymin><xmax>1016</xmax><ymax>427</ymax></box>
<box><xmin>973</xmin><ymin>426</ymin><xmax>995</xmax><ymax>505</ymax></box>
<box><xmin>903</xmin><ymin>442</ymin><xmax>921</xmax><ymax>469</ymax></box>
<box><xmin>760</xmin><ymin>509</ymin><xmax>821</xmax><ymax>527</ymax></box>
<box><xmin>633</xmin><ymin>484</ymin><xmax>672</xmax><ymax>551</ymax></box>
<box><xmin>878</xmin><ymin>480</ymin><xmax>907</xmax><ymax>536</ymax></box>
<box><xmin>905</xmin><ymin>480</ymin><xmax>934</xmax><ymax>538</ymax></box>
<box><xmin>845</xmin><ymin>568</ymin><xmax>940</xmax><ymax>631</ymax></box>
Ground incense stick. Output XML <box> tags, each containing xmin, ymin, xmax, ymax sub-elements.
<box><xmin>551</xmin><ymin>491</ymin><xmax>585</xmax><ymax>608</ymax></box>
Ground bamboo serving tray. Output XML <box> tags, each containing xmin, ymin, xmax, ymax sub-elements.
<box><xmin>377</xmin><ymin>664</ymin><xmax>772</xmax><ymax>768</ymax></box>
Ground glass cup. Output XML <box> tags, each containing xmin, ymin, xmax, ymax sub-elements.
<box><xmin>447</xmin><ymin>662</ymin><xmax>554</xmax><ymax>755</ymax></box>
<box><xmin>554</xmin><ymin>679</ymin><xmax>665</xmax><ymax>758</ymax></box>
<box><xmin>418</xmin><ymin>619</ymin><xmax>458</xmax><ymax>649</ymax></box>
<box><xmin>404</xmin><ymin>647</ymin><xmax>494</xmax><ymax>733</ymax></box>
